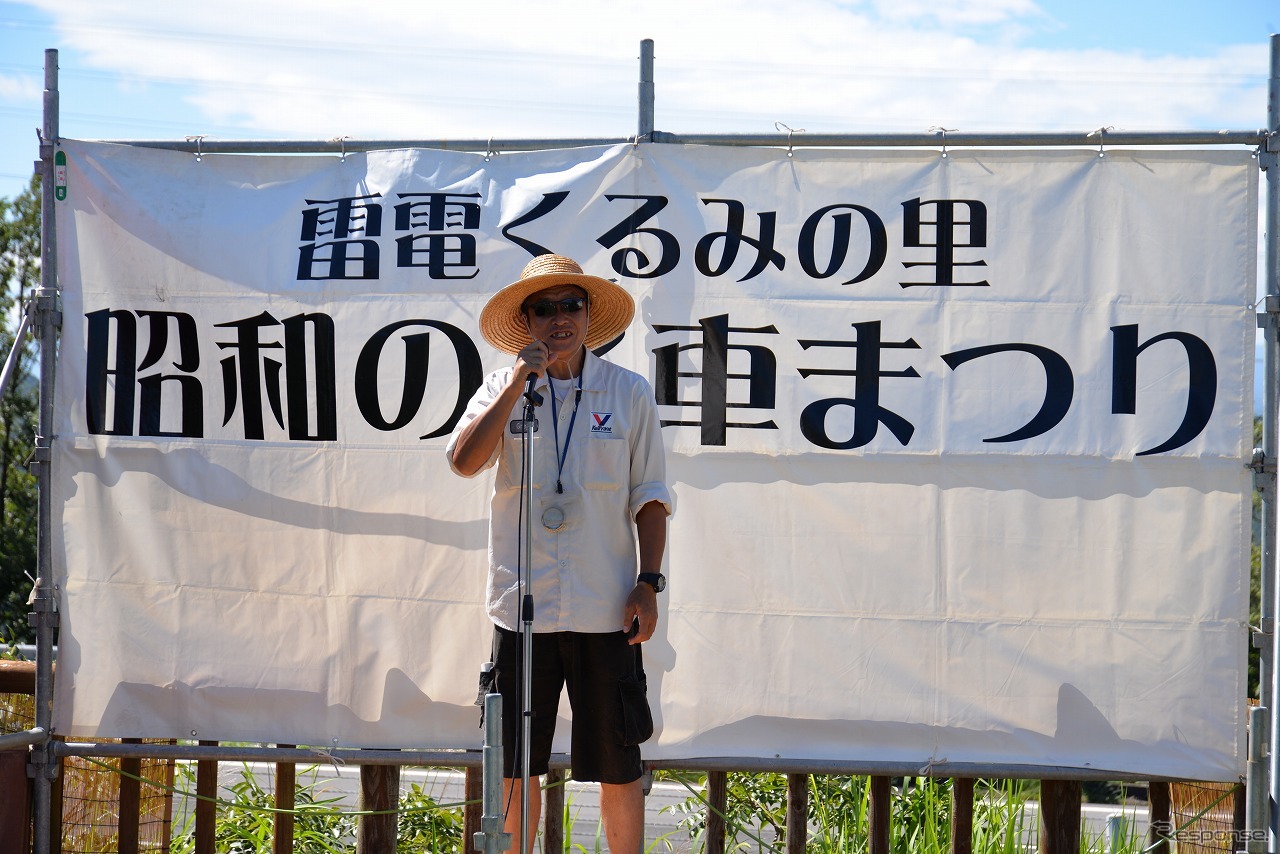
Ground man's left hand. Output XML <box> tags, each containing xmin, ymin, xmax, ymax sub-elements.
<box><xmin>623</xmin><ymin>583</ymin><xmax>658</xmax><ymax>645</ymax></box>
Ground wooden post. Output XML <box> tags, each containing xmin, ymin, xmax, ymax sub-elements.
<box><xmin>869</xmin><ymin>776</ymin><xmax>891</xmax><ymax>854</ymax></box>
<box><xmin>950</xmin><ymin>778</ymin><xmax>974</xmax><ymax>854</ymax></box>
<box><xmin>1147</xmin><ymin>781</ymin><xmax>1171</xmax><ymax>854</ymax></box>
<box><xmin>1038</xmin><ymin>780</ymin><xmax>1081</xmax><ymax>854</ymax></box>
<box><xmin>544</xmin><ymin>769</ymin><xmax>564</xmax><ymax>853</ymax></box>
<box><xmin>117</xmin><ymin>738</ymin><xmax>142</xmax><ymax>854</ymax></box>
<box><xmin>464</xmin><ymin>766</ymin><xmax>482</xmax><ymax>848</ymax></box>
<box><xmin>0</xmin><ymin>660</ymin><xmax>37</xmax><ymax>852</ymax></box>
<box><xmin>356</xmin><ymin>764</ymin><xmax>399</xmax><ymax>853</ymax></box>
<box><xmin>49</xmin><ymin>748</ymin><xmax>63</xmax><ymax>854</ymax></box>
<box><xmin>0</xmin><ymin>750</ymin><xmax>32</xmax><ymax>854</ymax></box>
<box><xmin>194</xmin><ymin>741</ymin><xmax>218</xmax><ymax>854</ymax></box>
<box><xmin>1233</xmin><ymin>781</ymin><xmax>1246</xmax><ymax>838</ymax></box>
<box><xmin>785</xmin><ymin>773</ymin><xmax>808</xmax><ymax>854</ymax></box>
<box><xmin>272</xmin><ymin>746</ymin><xmax>295</xmax><ymax>854</ymax></box>
<box><xmin>160</xmin><ymin>755</ymin><xmax>175</xmax><ymax>852</ymax></box>
<box><xmin>706</xmin><ymin>770</ymin><xmax>728</xmax><ymax>854</ymax></box>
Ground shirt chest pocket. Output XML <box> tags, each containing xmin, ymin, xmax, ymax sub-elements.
<box><xmin>580</xmin><ymin>427</ymin><xmax>628</xmax><ymax>491</ymax></box>
<box><xmin>496</xmin><ymin>428</ymin><xmax>545</xmax><ymax>493</ymax></box>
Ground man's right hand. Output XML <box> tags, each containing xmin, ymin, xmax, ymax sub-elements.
<box><xmin>449</xmin><ymin>339</ymin><xmax>548</xmax><ymax>477</ymax></box>
<box><xmin>515</xmin><ymin>338</ymin><xmax>550</xmax><ymax>383</ymax></box>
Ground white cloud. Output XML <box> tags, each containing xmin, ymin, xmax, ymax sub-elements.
<box><xmin>15</xmin><ymin>0</ymin><xmax>1271</xmax><ymax>141</ymax></box>
<box><xmin>0</xmin><ymin>72</ymin><xmax>40</xmax><ymax>102</ymax></box>
<box><xmin>868</xmin><ymin>0</ymin><xmax>1046</xmax><ymax>27</ymax></box>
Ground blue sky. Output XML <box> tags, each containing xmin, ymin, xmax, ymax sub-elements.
<box><xmin>1</xmin><ymin>0</ymin><xmax>1276</xmax><ymax>407</ymax></box>
<box><xmin>1015</xmin><ymin>0</ymin><xmax>1274</xmax><ymax>52</ymax></box>
<box><xmin>1</xmin><ymin>0</ymin><xmax>1274</xmax><ymax>203</ymax></box>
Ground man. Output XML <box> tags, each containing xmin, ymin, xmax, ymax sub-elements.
<box><xmin>446</xmin><ymin>254</ymin><xmax>672</xmax><ymax>853</ymax></box>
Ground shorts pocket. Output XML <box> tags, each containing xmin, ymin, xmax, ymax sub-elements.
<box><xmin>617</xmin><ymin>674</ymin><xmax>654</xmax><ymax>746</ymax></box>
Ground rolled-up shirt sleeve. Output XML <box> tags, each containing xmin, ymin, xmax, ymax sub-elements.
<box><xmin>444</xmin><ymin>368</ymin><xmax>511</xmax><ymax>478</ymax></box>
<box><xmin>627</xmin><ymin>379</ymin><xmax>673</xmax><ymax>520</ymax></box>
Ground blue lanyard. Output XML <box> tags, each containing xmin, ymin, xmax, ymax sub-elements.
<box><xmin>549</xmin><ymin>364</ymin><xmax>583</xmax><ymax>495</ymax></box>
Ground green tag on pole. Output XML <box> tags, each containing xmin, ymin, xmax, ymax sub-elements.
<box><xmin>54</xmin><ymin>150</ymin><xmax>67</xmax><ymax>201</ymax></box>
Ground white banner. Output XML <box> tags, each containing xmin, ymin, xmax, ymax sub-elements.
<box><xmin>51</xmin><ymin>141</ymin><xmax>1256</xmax><ymax>779</ymax></box>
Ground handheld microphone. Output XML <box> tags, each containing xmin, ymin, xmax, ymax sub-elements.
<box><xmin>523</xmin><ymin>340</ymin><xmax>547</xmax><ymax>406</ymax></box>
<box><xmin>523</xmin><ymin>370</ymin><xmax>543</xmax><ymax>407</ymax></box>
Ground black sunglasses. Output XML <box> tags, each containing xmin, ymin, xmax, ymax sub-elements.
<box><xmin>526</xmin><ymin>297</ymin><xmax>588</xmax><ymax>318</ymax></box>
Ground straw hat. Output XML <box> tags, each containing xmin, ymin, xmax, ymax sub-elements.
<box><xmin>479</xmin><ymin>254</ymin><xmax>635</xmax><ymax>354</ymax></box>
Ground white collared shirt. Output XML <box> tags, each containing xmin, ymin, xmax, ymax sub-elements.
<box><xmin>446</xmin><ymin>350</ymin><xmax>672</xmax><ymax>632</ymax></box>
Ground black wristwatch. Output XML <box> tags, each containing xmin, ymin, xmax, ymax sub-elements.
<box><xmin>637</xmin><ymin>572</ymin><xmax>666</xmax><ymax>593</ymax></box>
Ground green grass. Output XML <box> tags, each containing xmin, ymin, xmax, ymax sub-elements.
<box><xmin>662</xmin><ymin>773</ymin><xmax>1150</xmax><ymax>854</ymax></box>
<box><xmin>167</xmin><ymin>764</ymin><xmax>464</xmax><ymax>854</ymax></box>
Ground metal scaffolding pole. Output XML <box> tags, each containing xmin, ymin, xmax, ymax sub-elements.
<box><xmin>50</xmin><ymin>738</ymin><xmax>1179</xmax><ymax>781</ymax></box>
<box><xmin>30</xmin><ymin>46</ymin><xmax>61</xmax><ymax>854</ymax></box>
<box><xmin>87</xmin><ymin>128</ymin><xmax>1265</xmax><ymax>155</ymax></box>
<box><xmin>1265</xmin><ymin>31</ymin><xmax>1280</xmax><ymax>854</ymax></box>
<box><xmin>638</xmin><ymin>38</ymin><xmax>655</xmax><ymax>141</ymax></box>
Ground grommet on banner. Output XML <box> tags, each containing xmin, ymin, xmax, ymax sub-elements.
<box><xmin>185</xmin><ymin>135</ymin><xmax>206</xmax><ymax>162</ymax></box>
<box><xmin>330</xmin><ymin>135</ymin><xmax>350</xmax><ymax>162</ymax></box>
<box><xmin>1088</xmin><ymin>126</ymin><xmax>1113</xmax><ymax>157</ymax></box>
<box><xmin>774</xmin><ymin>121</ymin><xmax>805</xmax><ymax>158</ymax></box>
<box><xmin>929</xmin><ymin>126</ymin><xmax>956</xmax><ymax>159</ymax></box>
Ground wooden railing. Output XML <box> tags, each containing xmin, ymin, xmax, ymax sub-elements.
<box><xmin>0</xmin><ymin>659</ymin><xmax>1246</xmax><ymax>854</ymax></box>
